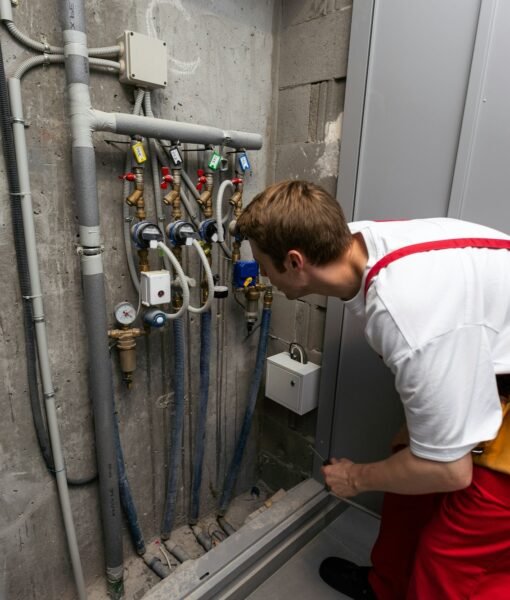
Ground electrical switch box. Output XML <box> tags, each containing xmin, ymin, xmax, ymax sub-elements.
<box><xmin>141</xmin><ymin>271</ymin><xmax>171</xmax><ymax>306</ymax></box>
<box><xmin>265</xmin><ymin>352</ymin><xmax>321</xmax><ymax>415</ymax></box>
<box><xmin>118</xmin><ymin>31</ymin><xmax>167</xmax><ymax>89</ymax></box>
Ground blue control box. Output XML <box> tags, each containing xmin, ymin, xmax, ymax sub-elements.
<box><xmin>233</xmin><ymin>260</ymin><xmax>259</xmax><ymax>288</ymax></box>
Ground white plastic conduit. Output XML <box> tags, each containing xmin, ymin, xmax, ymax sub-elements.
<box><xmin>156</xmin><ymin>242</ymin><xmax>190</xmax><ymax>319</ymax></box>
<box><xmin>215</xmin><ymin>179</ymin><xmax>235</xmax><ymax>243</ymax></box>
<box><xmin>188</xmin><ymin>239</ymin><xmax>215</xmax><ymax>314</ymax></box>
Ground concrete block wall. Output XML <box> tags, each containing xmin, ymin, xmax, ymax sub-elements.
<box><xmin>0</xmin><ymin>1</ymin><xmax>276</xmax><ymax>599</ymax></box>
<box><xmin>258</xmin><ymin>0</ymin><xmax>352</xmax><ymax>491</ymax></box>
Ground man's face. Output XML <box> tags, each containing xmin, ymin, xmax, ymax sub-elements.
<box><xmin>249</xmin><ymin>242</ymin><xmax>307</xmax><ymax>300</ymax></box>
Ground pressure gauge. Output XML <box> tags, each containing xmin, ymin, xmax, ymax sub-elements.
<box><xmin>114</xmin><ymin>301</ymin><xmax>137</xmax><ymax>326</ymax></box>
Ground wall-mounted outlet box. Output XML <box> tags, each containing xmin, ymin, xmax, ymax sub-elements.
<box><xmin>265</xmin><ymin>352</ymin><xmax>321</xmax><ymax>415</ymax></box>
<box><xmin>118</xmin><ymin>31</ymin><xmax>167</xmax><ymax>89</ymax></box>
<box><xmin>141</xmin><ymin>271</ymin><xmax>171</xmax><ymax>306</ymax></box>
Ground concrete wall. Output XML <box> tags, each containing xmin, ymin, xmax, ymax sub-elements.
<box><xmin>0</xmin><ymin>1</ymin><xmax>276</xmax><ymax>598</ymax></box>
<box><xmin>258</xmin><ymin>0</ymin><xmax>352</xmax><ymax>491</ymax></box>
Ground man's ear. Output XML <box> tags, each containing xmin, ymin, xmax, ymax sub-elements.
<box><xmin>285</xmin><ymin>249</ymin><xmax>305</xmax><ymax>271</ymax></box>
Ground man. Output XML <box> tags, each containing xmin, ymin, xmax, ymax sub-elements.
<box><xmin>236</xmin><ymin>179</ymin><xmax>510</xmax><ymax>599</ymax></box>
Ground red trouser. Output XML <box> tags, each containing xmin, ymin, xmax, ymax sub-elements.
<box><xmin>368</xmin><ymin>465</ymin><xmax>510</xmax><ymax>599</ymax></box>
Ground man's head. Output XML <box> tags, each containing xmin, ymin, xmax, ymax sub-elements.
<box><xmin>236</xmin><ymin>180</ymin><xmax>353</xmax><ymax>297</ymax></box>
<box><xmin>236</xmin><ymin>180</ymin><xmax>352</xmax><ymax>270</ymax></box>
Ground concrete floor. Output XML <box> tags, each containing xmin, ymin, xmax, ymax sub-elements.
<box><xmin>246</xmin><ymin>504</ymin><xmax>380</xmax><ymax>600</ymax></box>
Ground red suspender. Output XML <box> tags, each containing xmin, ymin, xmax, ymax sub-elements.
<box><xmin>364</xmin><ymin>237</ymin><xmax>510</xmax><ymax>298</ymax></box>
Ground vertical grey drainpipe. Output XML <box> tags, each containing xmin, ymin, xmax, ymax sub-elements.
<box><xmin>59</xmin><ymin>1</ymin><xmax>123</xmax><ymax>596</ymax></box>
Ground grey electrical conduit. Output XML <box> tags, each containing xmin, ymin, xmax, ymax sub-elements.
<box><xmin>7</xmin><ymin>53</ymin><xmax>88</xmax><ymax>600</ymax></box>
<box><xmin>0</xmin><ymin>0</ymin><xmax>119</xmax><ymax>57</ymax></box>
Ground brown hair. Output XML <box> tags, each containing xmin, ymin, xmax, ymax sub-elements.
<box><xmin>236</xmin><ymin>180</ymin><xmax>352</xmax><ymax>271</ymax></box>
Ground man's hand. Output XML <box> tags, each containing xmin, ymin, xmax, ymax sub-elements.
<box><xmin>321</xmin><ymin>457</ymin><xmax>358</xmax><ymax>498</ymax></box>
<box><xmin>320</xmin><ymin>448</ymin><xmax>473</xmax><ymax>497</ymax></box>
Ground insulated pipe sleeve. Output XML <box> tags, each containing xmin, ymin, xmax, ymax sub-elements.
<box><xmin>189</xmin><ymin>309</ymin><xmax>212</xmax><ymax>524</ymax></box>
<box><xmin>60</xmin><ymin>4</ymin><xmax>123</xmax><ymax>595</ymax></box>
<box><xmin>188</xmin><ymin>240</ymin><xmax>214</xmax><ymax>314</ymax></box>
<box><xmin>218</xmin><ymin>306</ymin><xmax>272</xmax><ymax>515</ymax></box>
<box><xmin>113</xmin><ymin>407</ymin><xmax>145</xmax><ymax>555</ymax></box>
<box><xmin>92</xmin><ymin>110</ymin><xmax>263</xmax><ymax>150</ymax></box>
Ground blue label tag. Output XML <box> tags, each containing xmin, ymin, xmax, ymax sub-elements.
<box><xmin>239</xmin><ymin>153</ymin><xmax>251</xmax><ymax>173</ymax></box>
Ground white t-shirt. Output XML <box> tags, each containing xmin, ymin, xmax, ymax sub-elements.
<box><xmin>345</xmin><ymin>218</ymin><xmax>510</xmax><ymax>462</ymax></box>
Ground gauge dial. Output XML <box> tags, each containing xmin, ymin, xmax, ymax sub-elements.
<box><xmin>114</xmin><ymin>301</ymin><xmax>137</xmax><ymax>326</ymax></box>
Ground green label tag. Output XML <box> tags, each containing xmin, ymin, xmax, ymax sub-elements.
<box><xmin>208</xmin><ymin>152</ymin><xmax>221</xmax><ymax>171</ymax></box>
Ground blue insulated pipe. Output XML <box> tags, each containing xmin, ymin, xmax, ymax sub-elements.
<box><xmin>218</xmin><ymin>306</ymin><xmax>272</xmax><ymax>515</ymax></box>
<box><xmin>161</xmin><ymin>317</ymin><xmax>186</xmax><ymax>538</ymax></box>
<box><xmin>113</xmin><ymin>406</ymin><xmax>145</xmax><ymax>555</ymax></box>
<box><xmin>189</xmin><ymin>309</ymin><xmax>212</xmax><ymax>524</ymax></box>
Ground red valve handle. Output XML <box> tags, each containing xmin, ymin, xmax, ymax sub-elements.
<box><xmin>232</xmin><ymin>177</ymin><xmax>243</xmax><ymax>185</ymax></box>
<box><xmin>160</xmin><ymin>175</ymin><xmax>173</xmax><ymax>189</ymax></box>
<box><xmin>196</xmin><ymin>169</ymin><xmax>207</xmax><ymax>191</ymax></box>
<box><xmin>118</xmin><ymin>172</ymin><xmax>136</xmax><ymax>182</ymax></box>
<box><xmin>160</xmin><ymin>167</ymin><xmax>174</xmax><ymax>189</ymax></box>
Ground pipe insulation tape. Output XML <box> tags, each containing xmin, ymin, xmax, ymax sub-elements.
<box><xmin>62</xmin><ymin>31</ymin><xmax>89</xmax><ymax>59</ymax></box>
<box><xmin>79</xmin><ymin>225</ymin><xmax>101</xmax><ymax>247</ymax></box>
<box><xmin>81</xmin><ymin>253</ymin><xmax>104</xmax><ymax>276</ymax></box>
<box><xmin>0</xmin><ymin>0</ymin><xmax>12</xmax><ymax>21</ymax></box>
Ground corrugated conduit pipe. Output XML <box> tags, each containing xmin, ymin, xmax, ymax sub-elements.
<box><xmin>1</xmin><ymin>46</ymin><xmax>99</xmax><ymax>488</ymax></box>
<box><xmin>6</xmin><ymin>44</ymin><xmax>87</xmax><ymax>600</ymax></box>
<box><xmin>218</xmin><ymin>303</ymin><xmax>272</xmax><ymax>516</ymax></box>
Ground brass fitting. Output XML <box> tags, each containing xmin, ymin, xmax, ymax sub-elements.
<box><xmin>232</xmin><ymin>239</ymin><xmax>241</xmax><ymax>264</ymax></box>
<box><xmin>108</xmin><ymin>326</ymin><xmax>146</xmax><ymax>387</ymax></box>
<box><xmin>163</xmin><ymin>170</ymin><xmax>182</xmax><ymax>221</ymax></box>
<box><xmin>137</xmin><ymin>248</ymin><xmax>150</xmax><ymax>272</ymax></box>
<box><xmin>263</xmin><ymin>286</ymin><xmax>273</xmax><ymax>309</ymax></box>
<box><xmin>230</xmin><ymin>180</ymin><xmax>244</xmax><ymax>219</ymax></box>
<box><xmin>126</xmin><ymin>166</ymin><xmax>146</xmax><ymax>220</ymax></box>
<box><xmin>199</xmin><ymin>173</ymin><xmax>214</xmax><ymax>218</ymax></box>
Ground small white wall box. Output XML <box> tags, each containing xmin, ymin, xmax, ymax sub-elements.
<box><xmin>265</xmin><ymin>352</ymin><xmax>321</xmax><ymax>415</ymax></box>
<box><xmin>141</xmin><ymin>271</ymin><xmax>171</xmax><ymax>306</ymax></box>
<box><xmin>118</xmin><ymin>31</ymin><xmax>168</xmax><ymax>89</ymax></box>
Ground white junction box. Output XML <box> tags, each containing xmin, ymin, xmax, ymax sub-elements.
<box><xmin>141</xmin><ymin>271</ymin><xmax>171</xmax><ymax>306</ymax></box>
<box><xmin>265</xmin><ymin>352</ymin><xmax>321</xmax><ymax>415</ymax></box>
<box><xmin>118</xmin><ymin>31</ymin><xmax>168</xmax><ymax>89</ymax></box>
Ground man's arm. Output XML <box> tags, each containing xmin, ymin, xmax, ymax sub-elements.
<box><xmin>321</xmin><ymin>447</ymin><xmax>473</xmax><ymax>497</ymax></box>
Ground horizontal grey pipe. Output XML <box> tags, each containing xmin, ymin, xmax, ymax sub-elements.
<box><xmin>92</xmin><ymin>110</ymin><xmax>263</xmax><ymax>150</ymax></box>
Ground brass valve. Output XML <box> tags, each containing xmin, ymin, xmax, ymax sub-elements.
<box><xmin>108</xmin><ymin>326</ymin><xmax>146</xmax><ymax>388</ymax></box>
<box><xmin>126</xmin><ymin>166</ymin><xmax>146</xmax><ymax>221</ymax></box>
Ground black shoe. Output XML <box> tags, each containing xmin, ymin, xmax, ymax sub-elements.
<box><xmin>319</xmin><ymin>557</ymin><xmax>377</xmax><ymax>599</ymax></box>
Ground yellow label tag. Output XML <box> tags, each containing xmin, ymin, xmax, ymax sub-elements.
<box><xmin>243</xmin><ymin>277</ymin><xmax>253</xmax><ymax>288</ymax></box>
<box><xmin>132</xmin><ymin>142</ymin><xmax>147</xmax><ymax>164</ymax></box>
